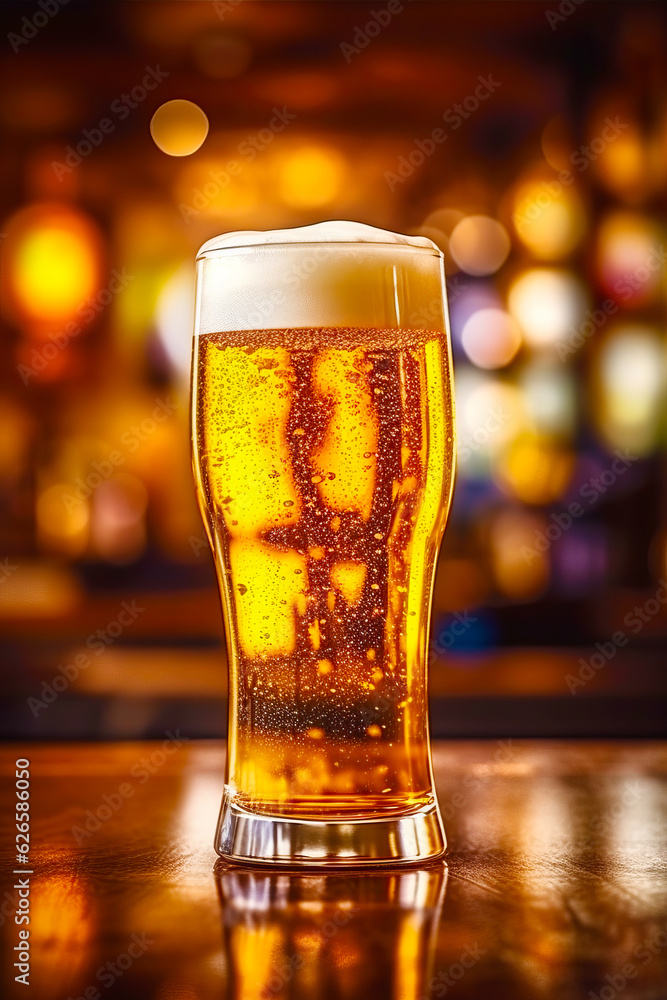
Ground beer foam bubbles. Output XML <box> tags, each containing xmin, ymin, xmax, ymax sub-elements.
<box><xmin>195</xmin><ymin>221</ymin><xmax>448</xmax><ymax>334</ymax></box>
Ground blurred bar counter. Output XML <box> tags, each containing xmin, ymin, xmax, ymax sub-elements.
<box><xmin>1</xmin><ymin>579</ymin><xmax>665</xmax><ymax>739</ymax></box>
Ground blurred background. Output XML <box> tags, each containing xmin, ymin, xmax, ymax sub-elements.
<box><xmin>0</xmin><ymin>0</ymin><xmax>665</xmax><ymax>739</ymax></box>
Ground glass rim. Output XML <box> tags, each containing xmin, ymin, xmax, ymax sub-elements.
<box><xmin>196</xmin><ymin>241</ymin><xmax>443</xmax><ymax>261</ymax></box>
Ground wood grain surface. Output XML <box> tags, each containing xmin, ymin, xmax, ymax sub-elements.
<box><xmin>1</xmin><ymin>740</ymin><xmax>666</xmax><ymax>999</ymax></box>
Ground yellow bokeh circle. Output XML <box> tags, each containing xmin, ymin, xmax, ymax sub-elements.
<box><xmin>150</xmin><ymin>100</ymin><xmax>209</xmax><ymax>157</ymax></box>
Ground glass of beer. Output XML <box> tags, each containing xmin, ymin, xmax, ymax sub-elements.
<box><xmin>191</xmin><ymin>221</ymin><xmax>455</xmax><ymax>865</ymax></box>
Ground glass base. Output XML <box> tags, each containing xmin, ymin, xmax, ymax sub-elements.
<box><xmin>215</xmin><ymin>790</ymin><xmax>447</xmax><ymax>867</ymax></box>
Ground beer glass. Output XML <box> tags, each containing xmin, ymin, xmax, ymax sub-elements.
<box><xmin>191</xmin><ymin>221</ymin><xmax>455</xmax><ymax>865</ymax></box>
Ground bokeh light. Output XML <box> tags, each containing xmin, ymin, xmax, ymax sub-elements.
<box><xmin>595</xmin><ymin>211</ymin><xmax>664</xmax><ymax>305</ymax></box>
<box><xmin>422</xmin><ymin>207</ymin><xmax>464</xmax><ymax>235</ymax></box>
<box><xmin>36</xmin><ymin>482</ymin><xmax>89</xmax><ymax>557</ymax></box>
<box><xmin>595</xmin><ymin>324</ymin><xmax>666</xmax><ymax>454</ymax></box>
<box><xmin>418</xmin><ymin>208</ymin><xmax>464</xmax><ymax>273</ymax></box>
<box><xmin>511</xmin><ymin>175</ymin><xmax>586</xmax><ymax>259</ymax></box>
<box><xmin>448</xmin><ymin>215</ymin><xmax>510</xmax><ymax>276</ymax></box>
<box><xmin>588</xmin><ymin>106</ymin><xmax>647</xmax><ymax>203</ymax></box>
<box><xmin>520</xmin><ymin>361</ymin><xmax>576</xmax><ymax>438</ymax></box>
<box><xmin>595</xmin><ymin>125</ymin><xmax>645</xmax><ymax>201</ymax></box>
<box><xmin>150</xmin><ymin>99</ymin><xmax>209</xmax><ymax>156</ymax></box>
<box><xmin>461</xmin><ymin>308</ymin><xmax>521</xmax><ymax>369</ymax></box>
<box><xmin>1</xmin><ymin>203</ymin><xmax>103</xmax><ymax>326</ymax></box>
<box><xmin>155</xmin><ymin>263</ymin><xmax>195</xmax><ymax>385</ymax></box>
<box><xmin>455</xmin><ymin>370</ymin><xmax>524</xmax><ymax>476</ymax></box>
<box><xmin>489</xmin><ymin>509</ymin><xmax>550</xmax><ymax>599</ymax></box>
<box><xmin>507</xmin><ymin>269</ymin><xmax>587</xmax><ymax>349</ymax></box>
<box><xmin>449</xmin><ymin>283</ymin><xmax>502</xmax><ymax>348</ymax></box>
<box><xmin>91</xmin><ymin>474</ymin><xmax>148</xmax><ymax>563</ymax></box>
<box><xmin>497</xmin><ymin>433</ymin><xmax>574</xmax><ymax>505</ymax></box>
<box><xmin>278</xmin><ymin>145</ymin><xmax>347</xmax><ymax>208</ymax></box>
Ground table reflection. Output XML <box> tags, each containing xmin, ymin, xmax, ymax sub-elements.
<box><xmin>215</xmin><ymin>863</ymin><xmax>447</xmax><ymax>1000</ymax></box>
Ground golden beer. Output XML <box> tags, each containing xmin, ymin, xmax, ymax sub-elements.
<box><xmin>192</xmin><ymin>223</ymin><xmax>455</xmax><ymax>864</ymax></box>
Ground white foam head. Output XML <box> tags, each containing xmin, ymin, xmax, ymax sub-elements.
<box><xmin>195</xmin><ymin>221</ymin><xmax>448</xmax><ymax>334</ymax></box>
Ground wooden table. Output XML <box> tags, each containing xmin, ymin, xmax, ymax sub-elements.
<box><xmin>1</xmin><ymin>741</ymin><xmax>666</xmax><ymax>1000</ymax></box>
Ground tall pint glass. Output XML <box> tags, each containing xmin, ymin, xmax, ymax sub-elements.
<box><xmin>191</xmin><ymin>221</ymin><xmax>455</xmax><ymax>865</ymax></box>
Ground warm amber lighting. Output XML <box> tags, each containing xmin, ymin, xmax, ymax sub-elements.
<box><xmin>27</xmin><ymin>874</ymin><xmax>94</xmax><ymax>997</ymax></box>
<box><xmin>590</xmin><ymin>114</ymin><xmax>647</xmax><ymax>201</ymax></box>
<box><xmin>490</xmin><ymin>509</ymin><xmax>550</xmax><ymax>599</ymax></box>
<box><xmin>0</xmin><ymin>396</ymin><xmax>31</xmax><ymax>481</ymax></box>
<box><xmin>174</xmin><ymin>156</ymin><xmax>260</xmax><ymax>218</ymax></box>
<box><xmin>150</xmin><ymin>99</ymin><xmax>209</xmax><ymax>156</ymax></box>
<box><xmin>512</xmin><ymin>177</ymin><xmax>586</xmax><ymax>259</ymax></box>
<box><xmin>498</xmin><ymin>434</ymin><xmax>574</xmax><ymax>505</ymax></box>
<box><xmin>508</xmin><ymin>268</ymin><xmax>587</xmax><ymax>349</ymax></box>
<box><xmin>278</xmin><ymin>145</ymin><xmax>347</xmax><ymax>208</ymax></box>
<box><xmin>37</xmin><ymin>482</ymin><xmax>89</xmax><ymax>556</ymax></box>
<box><xmin>1</xmin><ymin>204</ymin><xmax>103</xmax><ymax>325</ymax></box>
<box><xmin>0</xmin><ymin>562</ymin><xmax>81</xmax><ymax>618</ymax></box>
<box><xmin>448</xmin><ymin>215</ymin><xmax>510</xmax><ymax>276</ymax></box>
<box><xmin>461</xmin><ymin>308</ymin><xmax>521</xmax><ymax>369</ymax></box>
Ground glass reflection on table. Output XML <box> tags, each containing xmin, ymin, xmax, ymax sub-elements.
<box><xmin>216</xmin><ymin>863</ymin><xmax>447</xmax><ymax>1000</ymax></box>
